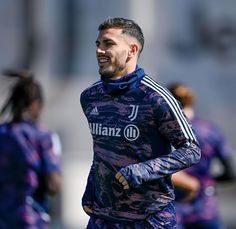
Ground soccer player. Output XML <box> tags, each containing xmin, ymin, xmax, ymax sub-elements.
<box><xmin>169</xmin><ymin>83</ymin><xmax>235</xmax><ymax>229</ymax></box>
<box><xmin>0</xmin><ymin>70</ymin><xmax>61</xmax><ymax>229</ymax></box>
<box><xmin>80</xmin><ymin>17</ymin><xmax>201</xmax><ymax>229</ymax></box>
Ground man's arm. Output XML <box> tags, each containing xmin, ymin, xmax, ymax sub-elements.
<box><xmin>172</xmin><ymin>171</ymin><xmax>200</xmax><ymax>201</ymax></box>
<box><xmin>40</xmin><ymin>132</ymin><xmax>62</xmax><ymax>195</ymax></box>
<box><xmin>46</xmin><ymin>172</ymin><xmax>61</xmax><ymax>195</ymax></box>
<box><xmin>117</xmin><ymin>93</ymin><xmax>201</xmax><ymax>189</ymax></box>
<box><xmin>82</xmin><ymin>162</ymin><xmax>95</xmax><ymax>215</ymax></box>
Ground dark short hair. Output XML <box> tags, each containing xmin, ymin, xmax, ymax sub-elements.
<box><xmin>98</xmin><ymin>17</ymin><xmax>144</xmax><ymax>53</ymax></box>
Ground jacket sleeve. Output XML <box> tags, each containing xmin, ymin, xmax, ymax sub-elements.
<box><xmin>40</xmin><ymin>132</ymin><xmax>61</xmax><ymax>174</ymax></box>
<box><xmin>119</xmin><ymin>93</ymin><xmax>201</xmax><ymax>188</ymax></box>
<box><xmin>82</xmin><ymin>162</ymin><xmax>95</xmax><ymax>206</ymax></box>
<box><xmin>80</xmin><ymin>91</ymin><xmax>95</xmax><ymax>206</ymax></box>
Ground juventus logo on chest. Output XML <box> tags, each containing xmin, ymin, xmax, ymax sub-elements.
<box><xmin>128</xmin><ymin>105</ymin><xmax>139</xmax><ymax>121</ymax></box>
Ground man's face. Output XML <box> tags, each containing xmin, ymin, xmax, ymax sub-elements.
<box><xmin>95</xmin><ymin>28</ymin><xmax>131</xmax><ymax>80</ymax></box>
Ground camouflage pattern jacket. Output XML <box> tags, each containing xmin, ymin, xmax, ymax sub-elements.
<box><xmin>81</xmin><ymin>67</ymin><xmax>200</xmax><ymax>222</ymax></box>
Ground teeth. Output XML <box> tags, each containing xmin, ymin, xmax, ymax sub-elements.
<box><xmin>98</xmin><ymin>57</ymin><xmax>108</xmax><ymax>63</ymax></box>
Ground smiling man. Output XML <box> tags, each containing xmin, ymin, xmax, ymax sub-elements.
<box><xmin>96</xmin><ymin>25</ymin><xmax>142</xmax><ymax>80</ymax></box>
<box><xmin>80</xmin><ymin>17</ymin><xmax>201</xmax><ymax>229</ymax></box>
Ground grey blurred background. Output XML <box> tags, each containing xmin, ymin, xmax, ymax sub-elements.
<box><xmin>0</xmin><ymin>0</ymin><xmax>235</xmax><ymax>228</ymax></box>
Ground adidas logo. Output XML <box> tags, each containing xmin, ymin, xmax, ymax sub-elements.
<box><xmin>90</xmin><ymin>107</ymin><xmax>99</xmax><ymax>115</ymax></box>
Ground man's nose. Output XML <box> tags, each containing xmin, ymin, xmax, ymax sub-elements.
<box><xmin>96</xmin><ymin>46</ymin><xmax>106</xmax><ymax>54</ymax></box>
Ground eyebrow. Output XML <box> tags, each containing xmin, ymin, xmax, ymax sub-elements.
<box><xmin>95</xmin><ymin>38</ymin><xmax>115</xmax><ymax>45</ymax></box>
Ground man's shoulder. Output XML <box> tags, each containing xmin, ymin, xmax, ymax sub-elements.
<box><xmin>8</xmin><ymin>121</ymin><xmax>51</xmax><ymax>141</ymax></box>
<box><xmin>140</xmin><ymin>75</ymin><xmax>169</xmax><ymax>98</ymax></box>
<box><xmin>81</xmin><ymin>80</ymin><xmax>103</xmax><ymax>97</ymax></box>
<box><xmin>83</xmin><ymin>80</ymin><xmax>103</xmax><ymax>92</ymax></box>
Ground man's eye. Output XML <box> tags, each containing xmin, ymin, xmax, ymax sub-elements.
<box><xmin>105</xmin><ymin>42</ymin><xmax>114</xmax><ymax>46</ymax></box>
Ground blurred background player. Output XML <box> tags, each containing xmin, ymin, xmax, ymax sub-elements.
<box><xmin>0</xmin><ymin>70</ymin><xmax>61</xmax><ymax>229</ymax></box>
<box><xmin>168</xmin><ymin>82</ymin><xmax>235</xmax><ymax>229</ymax></box>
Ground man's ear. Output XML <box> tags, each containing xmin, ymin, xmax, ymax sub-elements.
<box><xmin>128</xmin><ymin>44</ymin><xmax>139</xmax><ymax>57</ymax></box>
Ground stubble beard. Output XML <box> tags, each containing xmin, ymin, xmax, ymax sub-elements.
<box><xmin>99</xmin><ymin>67</ymin><xmax>114</xmax><ymax>79</ymax></box>
<box><xmin>99</xmin><ymin>64</ymin><xmax>126</xmax><ymax>80</ymax></box>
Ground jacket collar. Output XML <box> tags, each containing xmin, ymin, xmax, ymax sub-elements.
<box><xmin>101</xmin><ymin>66</ymin><xmax>145</xmax><ymax>94</ymax></box>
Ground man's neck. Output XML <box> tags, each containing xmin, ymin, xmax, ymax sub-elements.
<box><xmin>110</xmin><ymin>65</ymin><xmax>137</xmax><ymax>80</ymax></box>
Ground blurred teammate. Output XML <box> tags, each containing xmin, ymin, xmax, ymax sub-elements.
<box><xmin>0</xmin><ymin>70</ymin><xmax>61</xmax><ymax>229</ymax></box>
<box><xmin>80</xmin><ymin>17</ymin><xmax>201</xmax><ymax>229</ymax></box>
<box><xmin>168</xmin><ymin>83</ymin><xmax>235</xmax><ymax>229</ymax></box>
